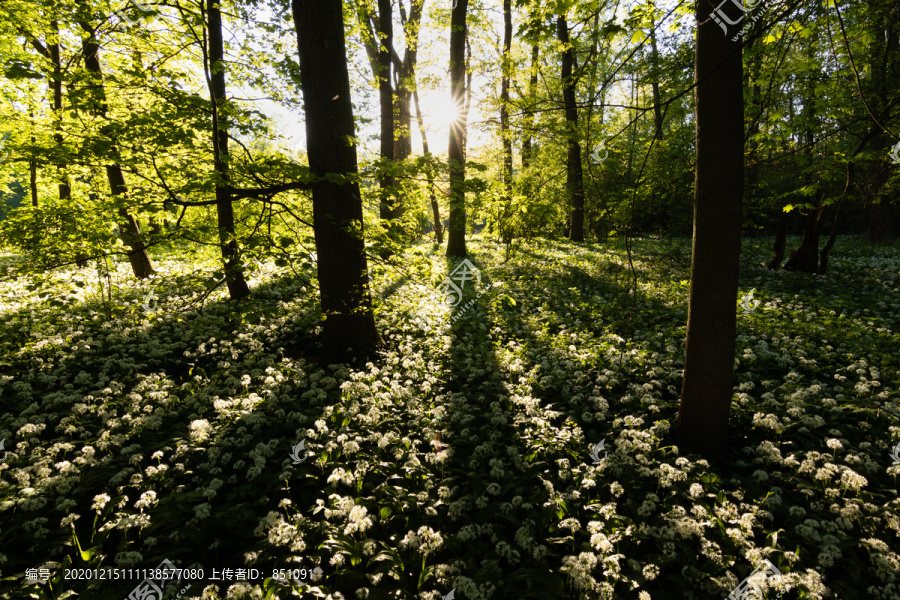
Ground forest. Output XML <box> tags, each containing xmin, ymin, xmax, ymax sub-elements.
<box><xmin>0</xmin><ymin>0</ymin><xmax>899</xmax><ymax>598</ymax></box>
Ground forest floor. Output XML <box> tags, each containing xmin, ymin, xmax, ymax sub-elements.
<box><xmin>1</xmin><ymin>235</ymin><xmax>899</xmax><ymax>600</ymax></box>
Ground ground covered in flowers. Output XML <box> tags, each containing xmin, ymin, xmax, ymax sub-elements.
<box><xmin>1</xmin><ymin>236</ymin><xmax>899</xmax><ymax>600</ymax></box>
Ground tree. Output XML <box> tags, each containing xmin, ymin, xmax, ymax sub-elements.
<box><xmin>445</xmin><ymin>0</ymin><xmax>469</xmax><ymax>258</ymax></box>
<box><xmin>557</xmin><ymin>13</ymin><xmax>585</xmax><ymax>242</ymax></box>
<box><xmin>676</xmin><ymin>0</ymin><xmax>744</xmax><ymax>461</ymax></box>
<box><xmin>500</xmin><ymin>0</ymin><xmax>513</xmax><ymax>199</ymax></box>
<box><xmin>354</xmin><ymin>0</ymin><xmax>426</xmax><ymax>231</ymax></box>
<box><xmin>292</xmin><ymin>0</ymin><xmax>381</xmax><ymax>360</ymax></box>
<box><xmin>376</xmin><ymin>0</ymin><xmax>395</xmax><ymax>223</ymax></box>
<box><xmin>21</xmin><ymin>21</ymin><xmax>89</xmax><ymax>266</ymax></box>
<box><xmin>205</xmin><ymin>0</ymin><xmax>251</xmax><ymax>299</ymax></box>
<box><xmin>77</xmin><ymin>17</ymin><xmax>156</xmax><ymax>279</ymax></box>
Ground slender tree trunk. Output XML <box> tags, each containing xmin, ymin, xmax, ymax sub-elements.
<box><xmin>49</xmin><ymin>28</ymin><xmax>70</xmax><ymax>203</ymax></box>
<box><xmin>445</xmin><ymin>0</ymin><xmax>469</xmax><ymax>258</ymax></box>
<box><xmin>377</xmin><ymin>0</ymin><xmax>395</xmax><ymax>224</ymax></box>
<box><xmin>293</xmin><ymin>0</ymin><xmax>381</xmax><ymax>360</ymax></box>
<box><xmin>393</xmin><ymin>1</ymin><xmax>424</xmax><ymax>164</ymax></box>
<box><xmin>767</xmin><ymin>210</ymin><xmax>788</xmax><ymax>269</ymax></box>
<box><xmin>206</xmin><ymin>0</ymin><xmax>250</xmax><ymax>299</ymax></box>
<box><xmin>500</xmin><ymin>0</ymin><xmax>513</xmax><ymax>196</ymax></box>
<box><xmin>412</xmin><ymin>89</ymin><xmax>442</xmax><ymax>244</ymax></box>
<box><xmin>44</xmin><ymin>24</ymin><xmax>89</xmax><ymax>266</ymax></box>
<box><xmin>677</xmin><ymin>0</ymin><xmax>744</xmax><ymax>462</ymax></box>
<box><xmin>522</xmin><ymin>44</ymin><xmax>539</xmax><ymax>169</ymax></box>
<box><xmin>557</xmin><ymin>14</ymin><xmax>584</xmax><ymax>242</ymax></box>
<box><xmin>79</xmin><ymin>28</ymin><xmax>155</xmax><ymax>279</ymax></box>
<box><xmin>649</xmin><ymin>12</ymin><xmax>663</xmax><ymax>140</ymax></box>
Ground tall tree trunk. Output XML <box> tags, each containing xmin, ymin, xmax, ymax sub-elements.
<box><xmin>767</xmin><ymin>209</ymin><xmax>788</xmax><ymax>269</ymax></box>
<box><xmin>445</xmin><ymin>0</ymin><xmax>469</xmax><ymax>258</ymax></box>
<box><xmin>79</xmin><ymin>26</ymin><xmax>155</xmax><ymax>279</ymax></box>
<box><xmin>521</xmin><ymin>43</ymin><xmax>539</xmax><ymax>169</ymax></box>
<box><xmin>557</xmin><ymin>14</ymin><xmax>584</xmax><ymax>242</ymax></box>
<box><xmin>293</xmin><ymin>0</ymin><xmax>381</xmax><ymax>360</ymax></box>
<box><xmin>49</xmin><ymin>26</ymin><xmax>70</xmax><ymax>203</ymax></box>
<box><xmin>649</xmin><ymin>11</ymin><xmax>664</xmax><ymax>140</ymax></box>
<box><xmin>412</xmin><ymin>89</ymin><xmax>442</xmax><ymax>244</ymax></box>
<box><xmin>43</xmin><ymin>24</ymin><xmax>88</xmax><ymax>266</ymax></box>
<box><xmin>206</xmin><ymin>0</ymin><xmax>250</xmax><ymax>299</ymax></box>
<box><xmin>377</xmin><ymin>0</ymin><xmax>395</xmax><ymax>224</ymax></box>
<box><xmin>677</xmin><ymin>0</ymin><xmax>744</xmax><ymax>462</ymax></box>
<box><xmin>393</xmin><ymin>0</ymin><xmax>424</xmax><ymax>162</ymax></box>
<box><xmin>500</xmin><ymin>0</ymin><xmax>513</xmax><ymax>197</ymax></box>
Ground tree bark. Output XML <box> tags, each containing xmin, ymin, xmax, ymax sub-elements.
<box><xmin>677</xmin><ymin>0</ymin><xmax>744</xmax><ymax>462</ymax></box>
<box><xmin>377</xmin><ymin>0</ymin><xmax>395</xmax><ymax>223</ymax></box>
<box><xmin>293</xmin><ymin>0</ymin><xmax>381</xmax><ymax>360</ymax></box>
<box><xmin>206</xmin><ymin>0</ymin><xmax>251</xmax><ymax>299</ymax></box>
<box><xmin>445</xmin><ymin>0</ymin><xmax>469</xmax><ymax>258</ymax></box>
<box><xmin>79</xmin><ymin>26</ymin><xmax>156</xmax><ymax>279</ymax></box>
<box><xmin>557</xmin><ymin>14</ymin><xmax>584</xmax><ymax>242</ymax></box>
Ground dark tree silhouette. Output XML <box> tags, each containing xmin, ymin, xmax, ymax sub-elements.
<box><xmin>677</xmin><ymin>0</ymin><xmax>744</xmax><ymax>461</ymax></box>
<box><xmin>445</xmin><ymin>0</ymin><xmax>469</xmax><ymax>258</ymax></box>
<box><xmin>293</xmin><ymin>0</ymin><xmax>381</xmax><ymax>360</ymax></box>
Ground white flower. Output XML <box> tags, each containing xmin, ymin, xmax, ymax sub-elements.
<box><xmin>189</xmin><ymin>419</ymin><xmax>213</xmax><ymax>444</ymax></box>
<box><xmin>92</xmin><ymin>494</ymin><xmax>111</xmax><ymax>512</ymax></box>
<box><xmin>194</xmin><ymin>503</ymin><xmax>212</xmax><ymax>520</ymax></box>
<box><xmin>135</xmin><ymin>491</ymin><xmax>158</xmax><ymax>509</ymax></box>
